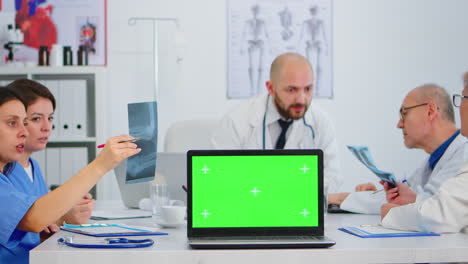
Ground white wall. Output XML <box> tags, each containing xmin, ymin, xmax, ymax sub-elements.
<box><xmin>98</xmin><ymin>0</ymin><xmax>468</xmax><ymax>200</ymax></box>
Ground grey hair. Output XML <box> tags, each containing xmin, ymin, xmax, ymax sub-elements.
<box><xmin>413</xmin><ymin>83</ymin><xmax>455</xmax><ymax>123</ymax></box>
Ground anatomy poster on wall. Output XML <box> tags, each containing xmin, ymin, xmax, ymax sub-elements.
<box><xmin>227</xmin><ymin>0</ymin><xmax>332</xmax><ymax>99</ymax></box>
<box><xmin>1</xmin><ymin>0</ymin><xmax>106</xmax><ymax>65</ymax></box>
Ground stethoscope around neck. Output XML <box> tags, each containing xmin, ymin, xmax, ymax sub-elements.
<box><xmin>262</xmin><ymin>95</ymin><xmax>315</xmax><ymax>149</ymax></box>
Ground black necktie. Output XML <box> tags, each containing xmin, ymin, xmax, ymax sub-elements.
<box><xmin>275</xmin><ymin>119</ymin><xmax>293</xmax><ymax>149</ymax></box>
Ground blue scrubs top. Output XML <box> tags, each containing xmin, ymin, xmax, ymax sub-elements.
<box><xmin>0</xmin><ymin>159</ymin><xmax>48</xmax><ymax>264</ymax></box>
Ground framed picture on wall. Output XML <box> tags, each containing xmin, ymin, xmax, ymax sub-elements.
<box><xmin>1</xmin><ymin>0</ymin><xmax>106</xmax><ymax>65</ymax></box>
<box><xmin>227</xmin><ymin>0</ymin><xmax>333</xmax><ymax>99</ymax></box>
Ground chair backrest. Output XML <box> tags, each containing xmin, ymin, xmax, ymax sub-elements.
<box><xmin>164</xmin><ymin>119</ymin><xmax>219</xmax><ymax>152</ymax></box>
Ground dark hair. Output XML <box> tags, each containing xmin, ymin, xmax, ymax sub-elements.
<box><xmin>0</xmin><ymin>87</ymin><xmax>28</xmax><ymax>109</ymax></box>
<box><xmin>7</xmin><ymin>79</ymin><xmax>56</xmax><ymax>110</ymax></box>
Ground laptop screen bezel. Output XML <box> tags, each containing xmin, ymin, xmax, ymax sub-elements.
<box><xmin>187</xmin><ymin>149</ymin><xmax>324</xmax><ymax>237</ymax></box>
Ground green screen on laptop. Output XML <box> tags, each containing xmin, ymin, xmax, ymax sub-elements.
<box><xmin>192</xmin><ymin>155</ymin><xmax>319</xmax><ymax>228</ymax></box>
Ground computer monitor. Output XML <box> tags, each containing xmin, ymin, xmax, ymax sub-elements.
<box><xmin>125</xmin><ymin>101</ymin><xmax>158</xmax><ymax>184</ymax></box>
<box><xmin>115</xmin><ymin>153</ymin><xmax>187</xmax><ymax>209</ymax></box>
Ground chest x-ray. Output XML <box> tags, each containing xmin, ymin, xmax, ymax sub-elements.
<box><xmin>125</xmin><ymin>101</ymin><xmax>158</xmax><ymax>184</ymax></box>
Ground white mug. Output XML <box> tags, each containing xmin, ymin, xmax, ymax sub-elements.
<box><xmin>161</xmin><ymin>205</ymin><xmax>186</xmax><ymax>225</ymax></box>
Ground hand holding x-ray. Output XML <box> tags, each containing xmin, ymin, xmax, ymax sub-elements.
<box><xmin>347</xmin><ymin>146</ymin><xmax>397</xmax><ymax>188</ymax></box>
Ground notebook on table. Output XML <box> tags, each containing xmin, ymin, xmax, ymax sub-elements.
<box><xmin>187</xmin><ymin>149</ymin><xmax>335</xmax><ymax>249</ymax></box>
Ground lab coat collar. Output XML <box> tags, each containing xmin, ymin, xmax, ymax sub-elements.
<box><xmin>265</xmin><ymin>95</ymin><xmax>284</xmax><ymax>125</ymax></box>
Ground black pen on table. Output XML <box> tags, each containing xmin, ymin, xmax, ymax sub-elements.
<box><xmin>97</xmin><ymin>137</ymin><xmax>144</xmax><ymax>148</ymax></box>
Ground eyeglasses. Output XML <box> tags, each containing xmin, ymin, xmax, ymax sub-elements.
<box><xmin>399</xmin><ymin>103</ymin><xmax>428</xmax><ymax>121</ymax></box>
<box><xmin>453</xmin><ymin>94</ymin><xmax>468</xmax><ymax>107</ymax></box>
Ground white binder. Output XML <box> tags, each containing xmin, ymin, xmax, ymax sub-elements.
<box><xmin>45</xmin><ymin>148</ymin><xmax>61</xmax><ymax>187</ymax></box>
<box><xmin>59</xmin><ymin>147</ymin><xmax>88</xmax><ymax>184</ymax></box>
<box><xmin>71</xmin><ymin>80</ymin><xmax>87</xmax><ymax>137</ymax></box>
<box><xmin>58</xmin><ymin>80</ymin><xmax>75</xmax><ymax>138</ymax></box>
<box><xmin>44</xmin><ymin>80</ymin><xmax>61</xmax><ymax>139</ymax></box>
<box><xmin>31</xmin><ymin>150</ymin><xmax>46</xmax><ymax>174</ymax></box>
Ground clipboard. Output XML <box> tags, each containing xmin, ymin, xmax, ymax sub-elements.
<box><xmin>60</xmin><ymin>223</ymin><xmax>168</xmax><ymax>237</ymax></box>
<box><xmin>339</xmin><ymin>225</ymin><xmax>440</xmax><ymax>238</ymax></box>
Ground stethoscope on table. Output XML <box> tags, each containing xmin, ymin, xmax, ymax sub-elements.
<box><xmin>262</xmin><ymin>95</ymin><xmax>315</xmax><ymax>149</ymax></box>
<box><xmin>57</xmin><ymin>237</ymin><xmax>154</xmax><ymax>249</ymax></box>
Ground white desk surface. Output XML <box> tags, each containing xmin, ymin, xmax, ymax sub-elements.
<box><xmin>31</xmin><ymin>201</ymin><xmax>468</xmax><ymax>264</ymax></box>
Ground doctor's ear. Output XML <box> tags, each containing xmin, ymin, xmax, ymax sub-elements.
<box><xmin>266</xmin><ymin>81</ymin><xmax>274</xmax><ymax>95</ymax></box>
<box><xmin>427</xmin><ymin>102</ymin><xmax>439</xmax><ymax>120</ymax></box>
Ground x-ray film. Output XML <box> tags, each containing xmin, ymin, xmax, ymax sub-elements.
<box><xmin>347</xmin><ymin>146</ymin><xmax>397</xmax><ymax>187</ymax></box>
<box><xmin>126</xmin><ymin>101</ymin><xmax>158</xmax><ymax>184</ymax></box>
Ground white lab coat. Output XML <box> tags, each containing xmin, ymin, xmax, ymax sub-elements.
<box><xmin>382</xmin><ymin>162</ymin><xmax>468</xmax><ymax>234</ymax></box>
<box><xmin>211</xmin><ymin>93</ymin><xmax>342</xmax><ymax>192</ymax></box>
<box><xmin>340</xmin><ymin>133</ymin><xmax>467</xmax><ymax>214</ymax></box>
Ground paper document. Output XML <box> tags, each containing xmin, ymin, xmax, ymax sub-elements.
<box><xmin>91</xmin><ymin>209</ymin><xmax>152</xmax><ymax>220</ymax></box>
<box><xmin>339</xmin><ymin>224</ymin><xmax>439</xmax><ymax>238</ymax></box>
<box><xmin>347</xmin><ymin>146</ymin><xmax>397</xmax><ymax>187</ymax></box>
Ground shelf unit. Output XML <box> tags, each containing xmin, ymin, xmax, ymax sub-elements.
<box><xmin>0</xmin><ymin>66</ymin><xmax>106</xmax><ymax>198</ymax></box>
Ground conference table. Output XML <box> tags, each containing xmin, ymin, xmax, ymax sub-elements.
<box><xmin>31</xmin><ymin>201</ymin><xmax>468</xmax><ymax>264</ymax></box>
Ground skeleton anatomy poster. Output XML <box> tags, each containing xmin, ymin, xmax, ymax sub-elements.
<box><xmin>227</xmin><ymin>0</ymin><xmax>332</xmax><ymax>99</ymax></box>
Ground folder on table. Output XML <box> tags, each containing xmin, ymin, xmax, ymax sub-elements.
<box><xmin>61</xmin><ymin>223</ymin><xmax>167</xmax><ymax>237</ymax></box>
<box><xmin>339</xmin><ymin>225</ymin><xmax>439</xmax><ymax>238</ymax></box>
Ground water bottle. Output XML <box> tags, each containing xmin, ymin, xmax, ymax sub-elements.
<box><xmin>50</xmin><ymin>44</ymin><xmax>63</xmax><ymax>66</ymax></box>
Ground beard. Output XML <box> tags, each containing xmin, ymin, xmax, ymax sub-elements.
<box><xmin>273</xmin><ymin>95</ymin><xmax>309</xmax><ymax>120</ymax></box>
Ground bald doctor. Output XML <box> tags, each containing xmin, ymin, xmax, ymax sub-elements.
<box><xmin>381</xmin><ymin>74</ymin><xmax>468</xmax><ymax>233</ymax></box>
<box><xmin>211</xmin><ymin>52</ymin><xmax>341</xmax><ymax>192</ymax></box>
<box><xmin>329</xmin><ymin>84</ymin><xmax>466</xmax><ymax>214</ymax></box>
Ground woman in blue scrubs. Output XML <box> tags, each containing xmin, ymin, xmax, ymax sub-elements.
<box><xmin>8</xmin><ymin>79</ymin><xmax>95</xmax><ymax>228</ymax></box>
<box><xmin>0</xmin><ymin>87</ymin><xmax>141</xmax><ymax>263</ymax></box>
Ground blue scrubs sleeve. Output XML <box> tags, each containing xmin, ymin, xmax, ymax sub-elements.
<box><xmin>0</xmin><ymin>175</ymin><xmax>38</xmax><ymax>246</ymax></box>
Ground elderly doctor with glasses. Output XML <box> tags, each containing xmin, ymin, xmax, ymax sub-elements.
<box><xmin>329</xmin><ymin>83</ymin><xmax>466</xmax><ymax>214</ymax></box>
<box><xmin>381</xmin><ymin>74</ymin><xmax>468</xmax><ymax>233</ymax></box>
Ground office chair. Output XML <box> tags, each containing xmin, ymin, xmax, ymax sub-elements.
<box><xmin>164</xmin><ymin>119</ymin><xmax>219</xmax><ymax>152</ymax></box>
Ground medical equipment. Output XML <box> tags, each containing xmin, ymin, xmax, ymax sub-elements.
<box><xmin>57</xmin><ymin>237</ymin><xmax>154</xmax><ymax>248</ymax></box>
<box><xmin>262</xmin><ymin>95</ymin><xmax>315</xmax><ymax>149</ymax></box>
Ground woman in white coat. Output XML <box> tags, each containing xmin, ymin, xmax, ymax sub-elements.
<box><xmin>381</xmin><ymin>74</ymin><xmax>468</xmax><ymax>233</ymax></box>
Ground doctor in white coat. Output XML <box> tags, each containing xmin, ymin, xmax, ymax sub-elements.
<box><xmin>329</xmin><ymin>84</ymin><xmax>466</xmax><ymax>214</ymax></box>
<box><xmin>211</xmin><ymin>52</ymin><xmax>341</xmax><ymax>192</ymax></box>
<box><xmin>381</xmin><ymin>74</ymin><xmax>468</xmax><ymax>233</ymax></box>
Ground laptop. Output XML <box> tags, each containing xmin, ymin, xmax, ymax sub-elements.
<box><xmin>115</xmin><ymin>152</ymin><xmax>187</xmax><ymax>208</ymax></box>
<box><xmin>187</xmin><ymin>149</ymin><xmax>335</xmax><ymax>249</ymax></box>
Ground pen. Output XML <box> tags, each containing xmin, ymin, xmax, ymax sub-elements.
<box><xmin>372</xmin><ymin>189</ymin><xmax>384</xmax><ymax>194</ymax></box>
<box><xmin>97</xmin><ymin>137</ymin><xmax>144</xmax><ymax>148</ymax></box>
<box><xmin>182</xmin><ymin>185</ymin><xmax>187</xmax><ymax>192</ymax></box>
<box><xmin>372</xmin><ymin>179</ymin><xmax>409</xmax><ymax>194</ymax></box>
